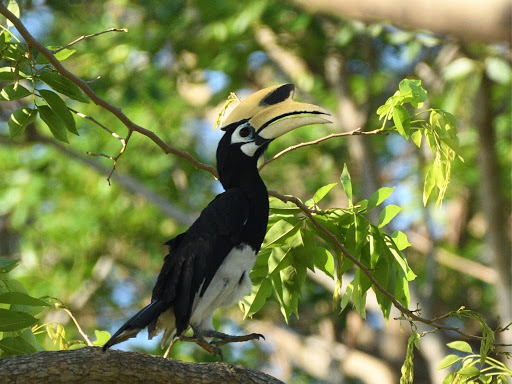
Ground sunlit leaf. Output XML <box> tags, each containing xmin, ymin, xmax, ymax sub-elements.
<box><xmin>6</xmin><ymin>0</ymin><xmax>20</xmax><ymax>27</ymax></box>
<box><xmin>457</xmin><ymin>366</ymin><xmax>480</xmax><ymax>376</ymax></box>
<box><xmin>92</xmin><ymin>330</ymin><xmax>111</xmax><ymax>347</ymax></box>
<box><xmin>0</xmin><ymin>84</ymin><xmax>31</xmax><ymax>100</ymax></box>
<box><xmin>378</xmin><ymin>205</ymin><xmax>401</xmax><ymax>228</ymax></box>
<box><xmin>367</xmin><ymin>187</ymin><xmax>395</xmax><ymax>211</ymax></box>
<box><xmin>411</xmin><ymin>129</ymin><xmax>422</xmax><ymax>148</ymax></box>
<box><xmin>437</xmin><ymin>354</ymin><xmax>462</xmax><ymax>370</ymax></box>
<box><xmin>392</xmin><ymin>105</ymin><xmax>411</xmax><ymax>139</ymax></box>
<box><xmin>340</xmin><ymin>164</ymin><xmax>353</xmax><ymax>206</ymax></box>
<box><xmin>263</xmin><ymin>218</ymin><xmax>301</xmax><ymax>248</ymax></box>
<box><xmin>391</xmin><ymin>231</ymin><xmax>411</xmax><ymax>251</ymax></box>
<box><xmin>422</xmin><ymin>166</ymin><xmax>434</xmax><ymax>206</ymax></box>
<box><xmin>398</xmin><ymin>79</ymin><xmax>427</xmax><ymax>107</ymax></box>
<box><xmin>243</xmin><ymin>278</ymin><xmax>273</xmax><ymax>318</ymax></box>
<box><xmin>308</xmin><ymin>183</ymin><xmax>337</xmax><ymax>206</ymax></box>
<box><xmin>447</xmin><ymin>340</ymin><xmax>473</xmax><ymax>353</ymax></box>
<box><xmin>8</xmin><ymin>107</ymin><xmax>37</xmax><ymax>138</ymax></box>
<box><xmin>0</xmin><ymin>67</ymin><xmax>29</xmax><ymax>81</ymax></box>
<box><xmin>312</xmin><ymin>247</ymin><xmax>334</xmax><ymax>278</ymax></box>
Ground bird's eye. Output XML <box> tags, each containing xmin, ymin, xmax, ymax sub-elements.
<box><xmin>239</xmin><ymin>126</ymin><xmax>251</xmax><ymax>138</ymax></box>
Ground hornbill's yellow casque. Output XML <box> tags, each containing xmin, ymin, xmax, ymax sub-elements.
<box><xmin>102</xmin><ymin>84</ymin><xmax>331</xmax><ymax>357</ymax></box>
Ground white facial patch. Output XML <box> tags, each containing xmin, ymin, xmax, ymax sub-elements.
<box><xmin>230</xmin><ymin>123</ymin><xmax>260</xmax><ymax>157</ymax></box>
<box><xmin>240</xmin><ymin>142</ymin><xmax>260</xmax><ymax>157</ymax></box>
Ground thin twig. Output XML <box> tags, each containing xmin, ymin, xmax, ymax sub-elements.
<box><xmin>69</xmin><ymin>108</ymin><xmax>123</xmax><ymax>140</ymax></box>
<box><xmin>62</xmin><ymin>308</ymin><xmax>94</xmax><ymax>347</ymax></box>
<box><xmin>259</xmin><ymin>128</ymin><xmax>388</xmax><ymax>170</ymax></box>
<box><xmin>87</xmin><ymin>152</ymin><xmax>115</xmax><ymax>160</ymax></box>
<box><xmin>53</xmin><ymin>28</ymin><xmax>128</xmax><ymax>54</ymax></box>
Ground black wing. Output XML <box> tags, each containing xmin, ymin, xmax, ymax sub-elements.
<box><xmin>151</xmin><ymin>188</ymin><xmax>250</xmax><ymax>336</ymax></box>
<box><xmin>103</xmin><ymin>189</ymin><xmax>250</xmax><ymax>350</ymax></box>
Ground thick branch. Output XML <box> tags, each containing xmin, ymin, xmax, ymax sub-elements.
<box><xmin>289</xmin><ymin>0</ymin><xmax>511</xmax><ymax>43</ymax></box>
<box><xmin>0</xmin><ymin>347</ymin><xmax>284</xmax><ymax>384</ymax></box>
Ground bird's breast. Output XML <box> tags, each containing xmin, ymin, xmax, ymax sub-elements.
<box><xmin>189</xmin><ymin>243</ymin><xmax>257</xmax><ymax>328</ymax></box>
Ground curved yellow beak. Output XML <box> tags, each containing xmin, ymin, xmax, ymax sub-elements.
<box><xmin>222</xmin><ymin>84</ymin><xmax>331</xmax><ymax>141</ymax></box>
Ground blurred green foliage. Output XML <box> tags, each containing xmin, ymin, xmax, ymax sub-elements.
<box><xmin>0</xmin><ymin>0</ymin><xmax>510</xmax><ymax>381</ymax></box>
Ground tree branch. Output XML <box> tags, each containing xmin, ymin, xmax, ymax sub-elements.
<box><xmin>267</xmin><ymin>190</ymin><xmax>512</xmax><ymax>348</ymax></box>
<box><xmin>53</xmin><ymin>28</ymin><xmax>127</xmax><ymax>54</ymax></box>
<box><xmin>259</xmin><ymin>128</ymin><xmax>387</xmax><ymax>170</ymax></box>
<box><xmin>0</xmin><ymin>4</ymin><xmax>217</xmax><ymax>179</ymax></box>
<box><xmin>0</xmin><ymin>347</ymin><xmax>284</xmax><ymax>384</ymax></box>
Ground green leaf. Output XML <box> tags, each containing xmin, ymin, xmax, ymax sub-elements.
<box><xmin>0</xmin><ymin>308</ymin><xmax>38</xmax><ymax>331</ymax></box>
<box><xmin>411</xmin><ymin>129</ymin><xmax>422</xmax><ymax>148</ymax></box>
<box><xmin>0</xmin><ymin>336</ymin><xmax>37</xmax><ymax>356</ymax></box>
<box><xmin>6</xmin><ymin>0</ymin><xmax>20</xmax><ymax>27</ymax></box>
<box><xmin>398</xmin><ymin>79</ymin><xmax>427</xmax><ymax>107</ymax></box>
<box><xmin>378</xmin><ymin>205</ymin><xmax>401</xmax><ymax>228</ymax></box>
<box><xmin>353</xmin><ymin>214</ymin><xmax>369</xmax><ymax>255</ymax></box>
<box><xmin>0</xmin><ymin>292</ymin><xmax>50</xmax><ymax>307</ymax></box>
<box><xmin>447</xmin><ymin>340</ymin><xmax>473</xmax><ymax>353</ymax></box>
<box><xmin>457</xmin><ymin>365</ymin><xmax>480</xmax><ymax>376</ymax></box>
<box><xmin>373</xmin><ymin>257</ymin><xmax>394</xmax><ymax>319</ymax></box>
<box><xmin>367</xmin><ymin>187</ymin><xmax>395</xmax><ymax>211</ymax></box>
<box><xmin>92</xmin><ymin>330</ymin><xmax>111</xmax><ymax>347</ymax></box>
<box><xmin>339</xmin><ymin>282</ymin><xmax>354</xmax><ymax>313</ymax></box>
<box><xmin>376</xmin><ymin>103</ymin><xmax>391</xmax><ymax>120</ymax></box>
<box><xmin>391</xmin><ymin>231</ymin><xmax>411</xmax><ymax>251</ymax></box>
<box><xmin>268</xmin><ymin>246</ymin><xmax>293</xmax><ymax>274</ymax></box>
<box><xmin>437</xmin><ymin>354</ymin><xmax>462</xmax><ymax>370</ymax></box>
<box><xmin>308</xmin><ymin>183</ymin><xmax>337</xmax><ymax>206</ymax></box>
<box><xmin>312</xmin><ymin>247</ymin><xmax>334</xmax><ymax>278</ymax></box>
<box><xmin>37</xmin><ymin>105</ymin><xmax>70</xmax><ymax>143</ymax></box>
<box><xmin>423</xmin><ymin>165</ymin><xmax>435</xmax><ymax>206</ymax></box>
<box><xmin>243</xmin><ymin>278</ymin><xmax>273</xmax><ymax>318</ymax></box>
<box><xmin>8</xmin><ymin>107</ymin><xmax>37</xmax><ymax>138</ymax></box>
<box><xmin>37</xmin><ymin>47</ymin><xmax>76</xmax><ymax>64</ymax></box>
<box><xmin>269</xmin><ymin>197</ymin><xmax>301</xmax><ymax>215</ymax></box>
<box><xmin>0</xmin><ymin>84</ymin><xmax>32</xmax><ymax>100</ymax></box>
<box><xmin>39</xmin><ymin>89</ymin><xmax>78</xmax><ymax>135</ymax></box>
<box><xmin>38</xmin><ymin>71</ymin><xmax>89</xmax><ymax>103</ymax></box>
<box><xmin>263</xmin><ymin>218</ymin><xmax>301</xmax><ymax>248</ymax></box>
<box><xmin>392</xmin><ymin>105</ymin><xmax>411</xmax><ymax>139</ymax></box>
<box><xmin>0</xmin><ymin>257</ymin><xmax>19</xmax><ymax>273</ymax></box>
<box><xmin>340</xmin><ymin>164</ymin><xmax>353</xmax><ymax>206</ymax></box>
<box><xmin>0</xmin><ymin>67</ymin><xmax>29</xmax><ymax>81</ymax></box>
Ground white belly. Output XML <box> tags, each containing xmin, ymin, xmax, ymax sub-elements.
<box><xmin>189</xmin><ymin>244</ymin><xmax>256</xmax><ymax>330</ymax></box>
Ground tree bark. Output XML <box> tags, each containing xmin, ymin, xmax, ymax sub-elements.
<box><xmin>289</xmin><ymin>0</ymin><xmax>511</xmax><ymax>43</ymax></box>
<box><xmin>0</xmin><ymin>347</ymin><xmax>284</xmax><ymax>384</ymax></box>
<box><xmin>474</xmin><ymin>75</ymin><xmax>512</xmax><ymax>348</ymax></box>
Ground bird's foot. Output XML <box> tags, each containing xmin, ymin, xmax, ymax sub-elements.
<box><xmin>179</xmin><ymin>331</ymin><xmax>224</xmax><ymax>359</ymax></box>
<box><xmin>202</xmin><ymin>330</ymin><xmax>265</xmax><ymax>347</ymax></box>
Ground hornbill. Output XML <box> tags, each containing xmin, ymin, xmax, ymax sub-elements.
<box><xmin>102</xmin><ymin>84</ymin><xmax>331</xmax><ymax>358</ymax></box>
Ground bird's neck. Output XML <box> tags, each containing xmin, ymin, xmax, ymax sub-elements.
<box><xmin>219</xmin><ymin>162</ymin><xmax>269</xmax><ymax>251</ymax></box>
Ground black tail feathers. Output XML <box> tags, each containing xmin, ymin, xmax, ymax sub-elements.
<box><xmin>102</xmin><ymin>300</ymin><xmax>168</xmax><ymax>351</ymax></box>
